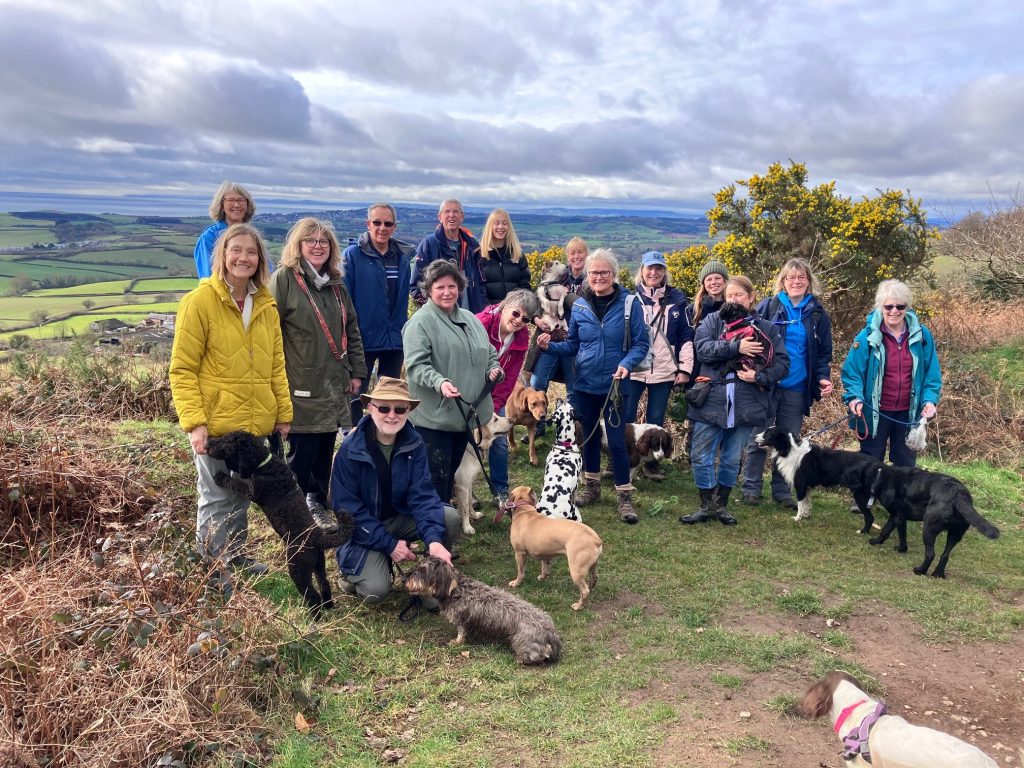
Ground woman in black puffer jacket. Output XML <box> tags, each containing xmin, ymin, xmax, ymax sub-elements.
<box><xmin>479</xmin><ymin>208</ymin><xmax>531</xmax><ymax>304</ymax></box>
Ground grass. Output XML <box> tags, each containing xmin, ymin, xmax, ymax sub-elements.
<box><xmin>0</xmin><ymin>300</ymin><xmax>181</xmax><ymax>339</ymax></box>
<box><xmin>26</xmin><ymin>279</ymin><xmax>132</xmax><ymax>296</ymax></box>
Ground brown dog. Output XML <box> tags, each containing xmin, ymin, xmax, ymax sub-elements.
<box><xmin>503</xmin><ymin>485</ymin><xmax>602</xmax><ymax>611</ymax></box>
<box><xmin>505</xmin><ymin>381</ymin><xmax>549</xmax><ymax>465</ymax></box>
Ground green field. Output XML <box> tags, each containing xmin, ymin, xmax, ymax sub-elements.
<box><xmin>0</xmin><ymin>299</ymin><xmax>181</xmax><ymax>340</ymax></box>
<box><xmin>27</xmin><ymin>280</ymin><xmax>132</xmax><ymax>296</ymax></box>
<box><xmin>132</xmin><ymin>277</ymin><xmax>196</xmax><ymax>292</ymax></box>
<box><xmin>66</xmin><ymin>247</ymin><xmax>190</xmax><ymax>268</ymax></box>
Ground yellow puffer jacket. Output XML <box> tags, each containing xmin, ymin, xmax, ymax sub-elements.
<box><xmin>169</xmin><ymin>277</ymin><xmax>293</xmax><ymax>437</ymax></box>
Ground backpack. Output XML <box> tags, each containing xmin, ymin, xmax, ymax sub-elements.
<box><xmin>623</xmin><ymin>293</ymin><xmax>660</xmax><ymax>373</ymax></box>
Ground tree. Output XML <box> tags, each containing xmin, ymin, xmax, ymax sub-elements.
<box><xmin>705</xmin><ymin>161</ymin><xmax>936</xmax><ymax>331</ymax></box>
<box><xmin>82</xmin><ymin>299</ymin><xmax>95</xmax><ymax>310</ymax></box>
<box><xmin>942</xmin><ymin>198</ymin><xmax>1024</xmax><ymax>298</ymax></box>
<box><xmin>30</xmin><ymin>309</ymin><xmax>48</xmax><ymax>326</ymax></box>
<box><xmin>8</xmin><ymin>275</ymin><xmax>33</xmax><ymax>296</ymax></box>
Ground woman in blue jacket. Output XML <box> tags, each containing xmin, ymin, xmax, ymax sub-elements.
<box><xmin>193</xmin><ymin>182</ymin><xmax>255</xmax><ymax>279</ymax></box>
<box><xmin>537</xmin><ymin>249</ymin><xmax>650</xmax><ymax>524</ymax></box>
<box><xmin>331</xmin><ymin>377</ymin><xmax>459</xmax><ymax>603</ymax></box>
<box><xmin>680</xmin><ymin>277</ymin><xmax>789</xmax><ymax>526</ymax></box>
<box><xmin>841</xmin><ymin>280</ymin><xmax>941</xmax><ymax>467</ymax></box>
<box><xmin>741</xmin><ymin>258</ymin><xmax>834</xmax><ymax>509</ymax></box>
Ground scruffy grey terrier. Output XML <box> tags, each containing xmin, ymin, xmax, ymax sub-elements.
<box><xmin>404</xmin><ymin>557</ymin><xmax>562</xmax><ymax>665</ymax></box>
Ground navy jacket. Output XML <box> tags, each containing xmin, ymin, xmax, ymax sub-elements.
<box><xmin>343</xmin><ymin>232</ymin><xmax>414</xmax><ymax>353</ymax></box>
<box><xmin>688</xmin><ymin>310</ymin><xmax>790</xmax><ymax>429</ymax></box>
<box><xmin>755</xmin><ymin>293</ymin><xmax>833</xmax><ymax>416</ymax></box>
<box><xmin>410</xmin><ymin>225</ymin><xmax>487</xmax><ymax>313</ymax></box>
<box><xmin>332</xmin><ymin>417</ymin><xmax>446</xmax><ymax>576</ymax></box>
<box><xmin>546</xmin><ymin>285</ymin><xmax>650</xmax><ymax>395</ymax></box>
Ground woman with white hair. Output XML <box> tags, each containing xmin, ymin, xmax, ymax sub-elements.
<box><xmin>537</xmin><ymin>248</ymin><xmax>650</xmax><ymax>523</ymax></box>
<box><xmin>194</xmin><ymin>181</ymin><xmax>256</xmax><ymax>279</ymax></box>
<box><xmin>841</xmin><ymin>279</ymin><xmax>941</xmax><ymax>467</ymax></box>
<box><xmin>270</xmin><ymin>218</ymin><xmax>367</xmax><ymax>531</ymax></box>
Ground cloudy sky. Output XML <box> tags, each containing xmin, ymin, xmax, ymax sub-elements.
<box><xmin>1</xmin><ymin>0</ymin><xmax>1022</xmax><ymax>215</ymax></box>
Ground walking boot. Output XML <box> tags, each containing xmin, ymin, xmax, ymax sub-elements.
<box><xmin>616</xmin><ymin>489</ymin><xmax>638</xmax><ymax>524</ymax></box>
<box><xmin>679</xmin><ymin>487</ymin><xmax>716</xmax><ymax>524</ymax></box>
<box><xmin>715</xmin><ymin>485</ymin><xmax>737</xmax><ymax>525</ymax></box>
<box><xmin>574</xmin><ymin>475</ymin><xmax>602</xmax><ymax>507</ymax></box>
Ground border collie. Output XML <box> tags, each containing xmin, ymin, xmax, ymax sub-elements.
<box><xmin>754</xmin><ymin>426</ymin><xmax>884</xmax><ymax>526</ymax></box>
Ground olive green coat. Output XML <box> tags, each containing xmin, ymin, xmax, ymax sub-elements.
<box><xmin>269</xmin><ymin>262</ymin><xmax>367</xmax><ymax>433</ymax></box>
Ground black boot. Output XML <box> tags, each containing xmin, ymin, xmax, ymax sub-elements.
<box><xmin>679</xmin><ymin>487</ymin><xmax>716</xmax><ymax>524</ymax></box>
<box><xmin>715</xmin><ymin>485</ymin><xmax>737</xmax><ymax>525</ymax></box>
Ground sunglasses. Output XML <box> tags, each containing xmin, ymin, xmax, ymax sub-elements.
<box><xmin>507</xmin><ymin>309</ymin><xmax>526</xmax><ymax>320</ymax></box>
<box><xmin>370</xmin><ymin>220</ymin><xmax>396</xmax><ymax>228</ymax></box>
<box><xmin>883</xmin><ymin>304</ymin><xmax>907</xmax><ymax>312</ymax></box>
<box><xmin>371</xmin><ymin>403</ymin><xmax>409</xmax><ymax>415</ymax></box>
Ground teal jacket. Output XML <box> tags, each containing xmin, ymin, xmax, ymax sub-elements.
<box><xmin>403</xmin><ymin>300</ymin><xmax>498</xmax><ymax>432</ymax></box>
<box><xmin>840</xmin><ymin>309</ymin><xmax>941</xmax><ymax>437</ymax></box>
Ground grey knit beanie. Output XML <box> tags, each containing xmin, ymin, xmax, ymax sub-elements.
<box><xmin>698</xmin><ymin>260</ymin><xmax>729</xmax><ymax>284</ymax></box>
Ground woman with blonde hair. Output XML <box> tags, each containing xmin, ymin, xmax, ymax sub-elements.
<box><xmin>479</xmin><ymin>208</ymin><xmax>531</xmax><ymax>304</ymax></box>
<box><xmin>269</xmin><ymin>218</ymin><xmax>367</xmax><ymax>532</ymax></box>
<box><xmin>741</xmin><ymin>257</ymin><xmax>834</xmax><ymax>509</ymax></box>
<box><xmin>679</xmin><ymin>276</ymin><xmax>789</xmax><ymax>526</ymax></box>
<box><xmin>194</xmin><ymin>181</ymin><xmax>256</xmax><ymax>279</ymax></box>
<box><xmin>171</xmin><ymin>223</ymin><xmax>291</xmax><ymax>576</ymax></box>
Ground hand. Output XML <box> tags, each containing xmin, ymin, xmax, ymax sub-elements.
<box><xmin>390</xmin><ymin>540</ymin><xmax>416</xmax><ymax>563</ymax></box>
<box><xmin>674</xmin><ymin>372</ymin><xmax>690</xmax><ymax>385</ymax></box>
<box><xmin>440</xmin><ymin>380</ymin><xmax>460</xmax><ymax>398</ymax></box>
<box><xmin>427</xmin><ymin>542</ymin><xmax>453</xmax><ymax>565</ymax></box>
<box><xmin>189</xmin><ymin>425</ymin><xmax>208</xmax><ymax>455</ymax></box>
<box><xmin>819</xmin><ymin>378</ymin><xmax>834</xmax><ymax>396</ymax></box>
<box><xmin>536</xmin><ymin>333</ymin><xmax>551</xmax><ymax>350</ymax></box>
<box><xmin>736</xmin><ymin>368</ymin><xmax>757</xmax><ymax>383</ymax></box>
<box><xmin>849</xmin><ymin>400</ymin><xmax>863</xmax><ymax>417</ymax></box>
<box><xmin>348</xmin><ymin>378</ymin><xmax>362</xmax><ymax>395</ymax></box>
<box><xmin>612</xmin><ymin>366</ymin><xmax>629</xmax><ymax>380</ymax></box>
<box><xmin>921</xmin><ymin>403</ymin><xmax>937</xmax><ymax>419</ymax></box>
<box><xmin>738</xmin><ymin>338</ymin><xmax>763</xmax><ymax>357</ymax></box>
<box><xmin>535</xmin><ymin>318</ymin><xmax>552</xmax><ymax>332</ymax></box>
<box><xmin>274</xmin><ymin>422</ymin><xmax>290</xmax><ymax>440</ymax></box>
<box><xmin>488</xmin><ymin>367</ymin><xmax>503</xmax><ymax>382</ymax></box>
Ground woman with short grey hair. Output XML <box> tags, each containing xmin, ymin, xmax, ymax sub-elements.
<box><xmin>194</xmin><ymin>181</ymin><xmax>256</xmax><ymax>279</ymax></box>
<box><xmin>841</xmin><ymin>279</ymin><xmax>941</xmax><ymax>467</ymax></box>
<box><xmin>537</xmin><ymin>248</ymin><xmax>650</xmax><ymax>523</ymax></box>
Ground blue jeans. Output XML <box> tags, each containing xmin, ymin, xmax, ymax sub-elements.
<box><xmin>690</xmin><ymin>421</ymin><xmax>754</xmax><ymax>491</ymax></box>
<box><xmin>859</xmin><ymin>409</ymin><xmax>916</xmax><ymax>467</ymax></box>
<box><xmin>622</xmin><ymin>379</ymin><xmax>674</xmax><ymax>425</ymax></box>
<box><xmin>742</xmin><ymin>387</ymin><xmax>806</xmax><ymax>500</ymax></box>
<box><xmin>576</xmin><ymin>389</ymin><xmax>631</xmax><ymax>486</ymax></box>
<box><xmin>489</xmin><ymin>406</ymin><xmax>509</xmax><ymax>495</ymax></box>
<box><xmin>531</xmin><ymin>351</ymin><xmax>576</xmax><ymax>406</ymax></box>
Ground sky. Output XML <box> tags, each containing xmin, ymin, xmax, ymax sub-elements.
<box><xmin>1</xmin><ymin>0</ymin><xmax>1022</xmax><ymax>217</ymax></box>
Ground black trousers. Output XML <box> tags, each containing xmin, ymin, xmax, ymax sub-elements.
<box><xmin>284</xmin><ymin>431</ymin><xmax>338</xmax><ymax>504</ymax></box>
<box><xmin>414</xmin><ymin>426</ymin><xmax>470</xmax><ymax>503</ymax></box>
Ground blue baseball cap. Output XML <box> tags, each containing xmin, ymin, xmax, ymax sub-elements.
<box><xmin>641</xmin><ymin>251</ymin><xmax>667</xmax><ymax>268</ymax></box>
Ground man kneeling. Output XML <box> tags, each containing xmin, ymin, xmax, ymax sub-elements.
<box><xmin>332</xmin><ymin>377</ymin><xmax>458</xmax><ymax>602</ymax></box>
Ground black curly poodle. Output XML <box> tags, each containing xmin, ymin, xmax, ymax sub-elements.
<box><xmin>205</xmin><ymin>430</ymin><xmax>354</xmax><ymax>617</ymax></box>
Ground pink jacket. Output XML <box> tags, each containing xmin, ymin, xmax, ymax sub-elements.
<box><xmin>476</xmin><ymin>305</ymin><xmax>530</xmax><ymax>410</ymax></box>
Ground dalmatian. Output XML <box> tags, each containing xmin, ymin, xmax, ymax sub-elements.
<box><xmin>536</xmin><ymin>400</ymin><xmax>583</xmax><ymax>522</ymax></box>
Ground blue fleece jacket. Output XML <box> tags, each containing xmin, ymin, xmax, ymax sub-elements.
<box><xmin>410</xmin><ymin>225</ymin><xmax>487</xmax><ymax>313</ymax></box>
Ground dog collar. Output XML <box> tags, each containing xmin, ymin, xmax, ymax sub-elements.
<box><xmin>834</xmin><ymin>699</ymin><xmax>868</xmax><ymax>734</ymax></box>
<box><xmin>494</xmin><ymin>498</ymin><xmax>533</xmax><ymax>523</ymax></box>
<box><xmin>257</xmin><ymin>453</ymin><xmax>274</xmax><ymax>468</ymax></box>
<box><xmin>838</xmin><ymin>700</ymin><xmax>886</xmax><ymax>764</ymax></box>
<box><xmin>556</xmin><ymin>440</ymin><xmax>573</xmax><ymax>448</ymax></box>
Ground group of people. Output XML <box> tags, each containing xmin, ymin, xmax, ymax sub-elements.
<box><xmin>171</xmin><ymin>181</ymin><xmax>942</xmax><ymax>602</ymax></box>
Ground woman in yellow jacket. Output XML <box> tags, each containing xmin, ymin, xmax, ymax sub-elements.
<box><xmin>170</xmin><ymin>223</ymin><xmax>292</xmax><ymax>575</ymax></box>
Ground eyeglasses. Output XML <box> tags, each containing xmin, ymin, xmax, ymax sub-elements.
<box><xmin>784</xmin><ymin>274</ymin><xmax>808</xmax><ymax>282</ymax></box>
<box><xmin>370</xmin><ymin>403</ymin><xmax>409</xmax><ymax>415</ymax></box>
<box><xmin>302</xmin><ymin>238</ymin><xmax>331</xmax><ymax>248</ymax></box>
<box><xmin>588</xmin><ymin>270</ymin><xmax>613</xmax><ymax>278</ymax></box>
<box><xmin>883</xmin><ymin>304</ymin><xmax>907</xmax><ymax>312</ymax></box>
<box><xmin>224</xmin><ymin>197</ymin><xmax>247</xmax><ymax>205</ymax></box>
<box><xmin>370</xmin><ymin>220</ymin><xmax>396</xmax><ymax>228</ymax></box>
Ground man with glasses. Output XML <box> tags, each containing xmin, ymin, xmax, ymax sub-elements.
<box><xmin>344</xmin><ymin>203</ymin><xmax>415</xmax><ymax>421</ymax></box>
<box><xmin>410</xmin><ymin>198</ymin><xmax>487</xmax><ymax>312</ymax></box>
<box><xmin>331</xmin><ymin>376</ymin><xmax>459</xmax><ymax>603</ymax></box>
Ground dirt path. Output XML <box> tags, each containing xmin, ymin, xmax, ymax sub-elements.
<box><xmin>619</xmin><ymin>602</ymin><xmax>1024</xmax><ymax>767</ymax></box>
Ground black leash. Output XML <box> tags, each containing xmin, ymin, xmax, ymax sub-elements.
<box><xmin>393</xmin><ymin>560</ymin><xmax>430</xmax><ymax>622</ymax></box>
<box><xmin>453</xmin><ymin>377</ymin><xmax>502</xmax><ymax>503</ymax></box>
<box><xmin>577</xmin><ymin>377</ymin><xmax>624</xmax><ymax>449</ymax></box>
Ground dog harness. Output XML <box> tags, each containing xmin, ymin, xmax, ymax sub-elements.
<box><xmin>721</xmin><ymin>315</ymin><xmax>774</xmax><ymax>369</ymax></box>
<box><xmin>835</xmin><ymin>699</ymin><xmax>887</xmax><ymax>764</ymax></box>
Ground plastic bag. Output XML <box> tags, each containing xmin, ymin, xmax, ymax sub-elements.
<box><xmin>905</xmin><ymin>416</ymin><xmax>928</xmax><ymax>453</ymax></box>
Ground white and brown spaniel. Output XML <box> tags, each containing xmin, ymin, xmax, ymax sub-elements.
<box><xmin>600</xmin><ymin>423</ymin><xmax>674</xmax><ymax>481</ymax></box>
<box><xmin>789</xmin><ymin>671</ymin><xmax>998</xmax><ymax>767</ymax></box>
